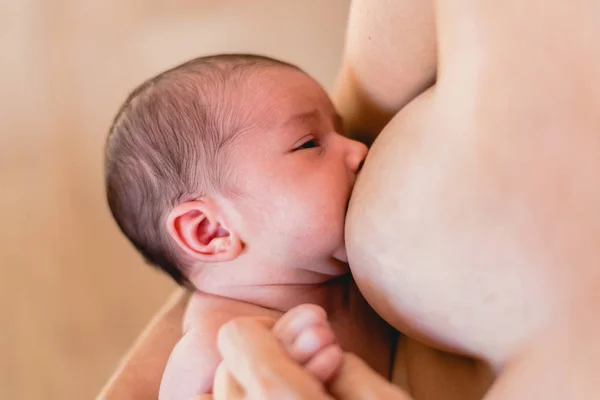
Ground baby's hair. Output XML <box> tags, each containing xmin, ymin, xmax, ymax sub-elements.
<box><xmin>105</xmin><ymin>54</ymin><xmax>299</xmax><ymax>286</ymax></box>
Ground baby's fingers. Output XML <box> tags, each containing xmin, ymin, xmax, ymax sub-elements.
<box><xmin>273</xmin><ymin>304</ymin><xmax>343</xmax><ymax>381</ymax></box>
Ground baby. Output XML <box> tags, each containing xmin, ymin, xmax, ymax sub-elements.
<box><xmin>105</xmin><ymin>54</ymin><xmax>395</xmax><ymax>399</ymax></box>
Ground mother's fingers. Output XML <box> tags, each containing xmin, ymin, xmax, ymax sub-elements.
<box><xmin>329</xmin><ymin>353</ymin><xmax>413</xmax><ymax>400</ymax></box>
<box><xmin>190</xmin><ymin>363</ymin><xmax>244</xmax><ymax>400</ymax></box>
<box><xmin>217</xmin><ymin>317</ymin><xmax>332</xmax><ymax>399</ymax></box>
<box><xmin>213</xmin><ymin>361</ymin><xmax>245</xmax><ymax>400</ymax></box>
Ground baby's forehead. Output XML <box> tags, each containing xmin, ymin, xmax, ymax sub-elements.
<box><xmin>232</xmin><ymin>72</ymin><xmax>335</xmax><ymax>131</ymax></box>
<box><xmin>161</xmin><ymin>67</ymin><xmax>333</xmax><ymax>147</ymax></box>
<box><xmin>234</xmin><ymin>102</ymin><xmax>335</xmax><ymax>145</ymax></box>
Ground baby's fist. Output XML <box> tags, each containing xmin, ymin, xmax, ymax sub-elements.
<box><xmin>273</xmin><ymin>304</ymin><xmax>343</xmax><ymax>383</ymax></box>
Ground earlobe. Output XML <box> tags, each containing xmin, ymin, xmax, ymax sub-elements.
<box><xmin>166</xmin><ymin>200</ymin><xmax>243</xmax><ymax>263</ymax></box>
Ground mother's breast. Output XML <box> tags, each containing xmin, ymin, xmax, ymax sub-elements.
<box><xmin>345</xmin><ymin>81</ymin><xmax>600</xmax><ymax>361</ymax></box>
<box><xmin>345</xmin><ymin>88</ymin><xmax>480</xmax><ymax>355</ymax></box>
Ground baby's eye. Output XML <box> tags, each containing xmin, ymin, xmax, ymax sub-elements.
<box><xmin>294</xmin><ymin>138</ymin><xmax>319</xmax><ymax>151</ymax></box>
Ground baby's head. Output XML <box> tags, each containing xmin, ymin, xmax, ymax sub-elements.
<box><xmin>105</xmin><ymin>54</ymin><xmax>367</xmax><ymax>289</ymax></box>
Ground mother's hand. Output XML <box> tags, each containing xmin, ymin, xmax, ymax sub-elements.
<box><xmin>197</xmin><ymin>316</ymin><xmax>412</xmax><ymax>400</ymax></box>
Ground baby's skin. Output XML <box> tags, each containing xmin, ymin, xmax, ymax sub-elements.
<box><xmin>150</xmin><ymin>62</ymin><xmax>396</xmax><ymax>400</ymax></box>
<box><xmin>160</xmin><ymin>276</ymin><xmax>395</xmax><ymax>399</ymax></box>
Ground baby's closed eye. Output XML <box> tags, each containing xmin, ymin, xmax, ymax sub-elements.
<box><xmin>293</xmin><ymin>136</ymin><xmax>320</xmax><ymax>151</ymax></box>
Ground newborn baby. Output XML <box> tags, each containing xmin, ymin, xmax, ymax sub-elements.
<box><xmin>105</xmin><ymin>54</ymin><xmax>395</xmax><ymax>399</ymax></box>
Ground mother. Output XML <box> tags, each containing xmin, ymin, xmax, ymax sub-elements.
<box><xmin>100</xmin><ymin>0</ymin><xmax>600</xmax><ymax>398</ymax></box>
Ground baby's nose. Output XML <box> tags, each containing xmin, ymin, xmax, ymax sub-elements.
<box><xmin>347</xmin><ymin>139</ymin><xmax>368</xmax><ymax>173</ymax></box>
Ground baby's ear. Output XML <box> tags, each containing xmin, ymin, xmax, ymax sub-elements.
<box><xmin>166</xmin><ymin>200</ymin><xmax>242</xmax><ymax>263</ymax></box>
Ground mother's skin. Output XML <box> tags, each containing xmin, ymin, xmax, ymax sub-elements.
<box><xmin>342</xmin><ymin>0</ymin><xmax>600</xmax><ymax>396</ymax></box>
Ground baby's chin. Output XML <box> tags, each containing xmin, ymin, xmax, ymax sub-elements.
<box><xmin>333</xmin><ymin>245</ymin><xmax>348</xmax><ymax>263</ymax></box>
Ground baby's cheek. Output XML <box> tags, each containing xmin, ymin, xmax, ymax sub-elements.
<box><xmin>284</xmin><ymin>176</ymin><xmax>347</xmax><ymax>247</ymax></box>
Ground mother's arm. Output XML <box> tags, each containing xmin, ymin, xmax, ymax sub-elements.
<box><xmin>331</xmin><ymin>0</ymin><xmax>436</xmax><ymax>144</ymax></box>
<box><xmin>97</xmin><ymin>288</ymin><xmax>190</xmax><ymax>399</ymax></box>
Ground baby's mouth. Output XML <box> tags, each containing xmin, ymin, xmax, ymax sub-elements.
<box><xmin>333</xmin><ymin>240</ymin><xmax>348</xmax><ymax>263</ymax></box>
<box><xmin>344</xmin><ymin>193</ymin><xmax>353</xmax><ymax>214</ymax></box>
<box><xmin>333</xmin><ymin>248</ymin><xmax>348</xmax><ymax>264</ymax></box>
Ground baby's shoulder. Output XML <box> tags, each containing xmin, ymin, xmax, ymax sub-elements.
<box><xmin>184</xmin><ymin>293</ymin><xmax>240</xmax><ymax>333</ymax></box>
<box><xmin>183</xmin><ymin>292</ymin><xmax>280</xmax><ymax>332</ymax></box>
<box><xmin>160</xmin><ymin>293</ymin><xmax>278</xmax><ymax>398</ymax></box>
<box><xmin>159</xmin><ymin>316</ymin><xmax>222</xmax><ymax>398</ymax></box>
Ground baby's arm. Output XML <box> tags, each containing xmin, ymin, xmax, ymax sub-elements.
<box><xmin>158</xmin><ymin>313</ymin><xmax>230</xmax><ymax>400</ymax></box>
<box><xmin>160</xmin><ymin>303</ymin><xmax>344</xmax><ymax>400</ymax></box>
<box><xmin>159</xmin><ymin>294</ymin><xmax>288</xmax><ymax>400</ymax></box>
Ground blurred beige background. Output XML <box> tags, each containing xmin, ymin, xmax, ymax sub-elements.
<box><xmin>0</xmin><ymin>1</ymin><xmax>350</xmax><ymax>398</ymax></box>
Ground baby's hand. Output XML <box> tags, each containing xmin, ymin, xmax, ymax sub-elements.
<box><xmin>273</xmin><ymin>304</ymin><xmax>343</xmax><ymax>383</ymax></box>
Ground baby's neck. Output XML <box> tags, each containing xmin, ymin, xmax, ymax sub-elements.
<box><xmin>195</xmin><ymin>272</ymin><xmax>353</xmax><ymax>314</ymax></box>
